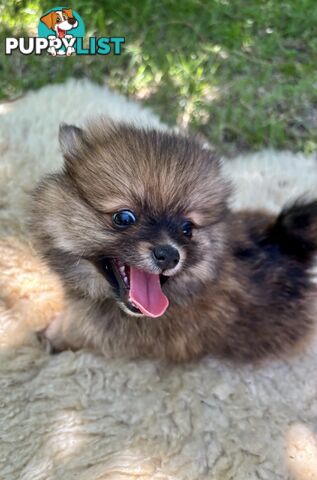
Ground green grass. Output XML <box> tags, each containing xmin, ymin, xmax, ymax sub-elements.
<box><xmin>1</xmin><ymin>0</ymin><xmax>317</xmax><ymax>154</ymax></box>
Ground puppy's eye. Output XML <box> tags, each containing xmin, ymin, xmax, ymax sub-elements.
<box><xmin>182</xmin><ymin>221</ymin><xmax>193</xmax><ymax>237</ymax></box>
<box><xmin>56</xmin><ymin>17</ymin><xmax>61</xmax><ymax>23</ymax></box>
<box><xmin>112</xmin><ymin>210</ymin><xmax>137</xmax><ymax>229</ymax></box>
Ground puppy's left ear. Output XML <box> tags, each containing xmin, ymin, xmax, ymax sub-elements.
<box><xmin>59</xmin><ymin>123</ymin><xmax>87</xmax><ymax>161</ymax></box>
<box><xmin>63</xmin><ymin>8</ymin><xmax>73</xmax><ymax>18</ymax></box>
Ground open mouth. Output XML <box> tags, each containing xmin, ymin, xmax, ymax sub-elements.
<box><xmin>95</xmin><ymin>258</ymin><xmax>169</xmax><ymax>317</ymax></box>
<box><xmin>57</xmin><ymin>27</ymin><xmax>66</xmax><ymax>38</ymax></box>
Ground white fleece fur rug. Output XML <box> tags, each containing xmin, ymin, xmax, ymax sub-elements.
<box><xmin>1</xmin><ymin>79</ymin><xmax>317</xmax><ymax>480</ymax></box>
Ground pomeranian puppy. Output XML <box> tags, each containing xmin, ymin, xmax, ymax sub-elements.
<box><xmin>31</xmin><ymin>119</ymin><xmax>317</xmax><ymax>362</ymax></box>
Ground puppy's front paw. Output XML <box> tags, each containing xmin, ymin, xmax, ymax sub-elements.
<box><xmin>47</xmin><ymin>47</ymin><xmax>57</xmax><ymax>56</ymax></box>
<box><xmin>36</xmin><ymin>313</ymin><xmax>65</xmax><ymax>353</ymax></box>
<box><xmin>66</xmin><ymin>47</ymin><xmax>75</xmax><ymax>56</ymax></box>
<box><xmin>36</xmin><ymin>329</ymin><xmax>54</xmax><ymax>353</ymax></box>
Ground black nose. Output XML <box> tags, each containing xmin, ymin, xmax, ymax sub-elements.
<box><xmin>68</xmin><ymin>17</ymin><xmax>76</xmax><ymax>25</ymax></box>
<box><xmin>152</xmin><ymin>244</ymin><xmax>180</xmax><ymax>271</ymax></box>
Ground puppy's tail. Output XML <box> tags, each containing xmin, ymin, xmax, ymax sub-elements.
<box><xmin>271</xmin><ymin>198</ymin><xmax>317</xmax><ymax>262</ymax></box>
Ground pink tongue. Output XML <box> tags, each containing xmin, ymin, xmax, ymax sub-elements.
<box><xmin>57</xmin><ymin>27</ymin><xmax>65</xmax><ymax>38</ymax></box>
<box><xmin>129</xmin><ymin>267</ymin><xmax>169</xmax><ymax>318</ymax></box>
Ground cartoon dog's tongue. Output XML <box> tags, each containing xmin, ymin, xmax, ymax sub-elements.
<box><xmin>129</xmin><ymin>267</ymin><xmax>169</xmax><ymax>318</ymax></box>
<box><xmin>57</xmin><ymin>27</ymin><xmax>66</xmax><ymax>38</ymax></box>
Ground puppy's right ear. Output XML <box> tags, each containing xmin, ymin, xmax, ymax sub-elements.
<box><xmin>59</xmin><ymin>123</ymin><xmax>87</xmax><ymax>162</ymax></box>
<box><xmin>40</xmin><ymin>11</ymin><xmax>56</xmax><ymax>30</ymax></box>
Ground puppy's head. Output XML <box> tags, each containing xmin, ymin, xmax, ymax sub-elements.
<box><xmin>31</xmin><ymin>120</ymin><xmax>230</xmax><ymax>317</ymax></box>
<box><xmin>40</xmin><ymin>9</ymin><xmax>78</xmax><ymax>36</ymax></box>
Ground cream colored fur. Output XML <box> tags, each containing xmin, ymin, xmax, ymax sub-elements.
<box><xmin>0</xmin><ymin>79</ymin><xmax>317</xmax><ymax>479</ymax></box>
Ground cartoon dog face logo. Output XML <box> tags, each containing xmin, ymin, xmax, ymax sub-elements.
<box><xmin>40</xmin><ymin>8</ymin><xmax>79</xmax><ymax>56</ymax></box>
<box><xmin>40</xmin><ymin>9</ymin><xmax>78</xmax><ymax>38</ymax></box>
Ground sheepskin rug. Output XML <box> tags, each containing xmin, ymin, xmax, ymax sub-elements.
<box><xmin>1</xmin><ymin>79</ymin><xmax>317</xmax><ymax>480</ymax></box>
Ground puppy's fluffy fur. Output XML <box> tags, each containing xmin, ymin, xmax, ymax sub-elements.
<box><xmin>31</xmin><ymin>119</ymin><xmax>317</xmax><ymax>362</ymax></box>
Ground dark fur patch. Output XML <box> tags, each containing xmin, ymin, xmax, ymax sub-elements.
<box><xmin>269</xmin><ymin>199</ymin><xmax>317</xmax><ymax>261</ymax></box>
